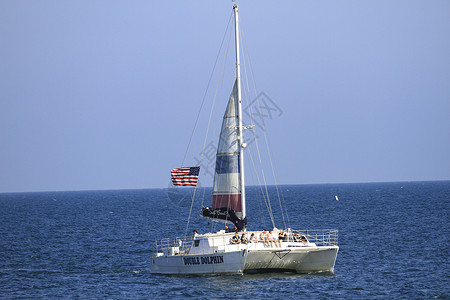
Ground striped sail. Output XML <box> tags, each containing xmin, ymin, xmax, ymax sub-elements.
<box><xmin>212</xmin><ymin>80</ymin><xmax>242</xmax><ymax>216</ymax></box>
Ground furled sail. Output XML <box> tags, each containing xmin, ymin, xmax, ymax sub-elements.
<box><xmin>202</xmin><ymin>80</ymin><xmax>246</xmax><ymax>230</ymax></box>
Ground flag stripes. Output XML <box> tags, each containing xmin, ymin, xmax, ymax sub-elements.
<box><xmin>171</xmin><ymin>166</ymin><xmax>200</xmax><ymax>187</ymax></box>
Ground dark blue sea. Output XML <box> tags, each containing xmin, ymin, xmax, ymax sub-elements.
<box><xmin>1</xmin><ymin>181</ymin><xmax>449</xmax><ymax>299</ymax></box>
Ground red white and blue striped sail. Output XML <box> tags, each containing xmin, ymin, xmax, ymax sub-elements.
<box><xmin>212</xmin><ymin>80</ymin><xmax>242</xmax><ymax>215</ymax></box>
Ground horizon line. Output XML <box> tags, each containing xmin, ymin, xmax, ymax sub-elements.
<box><xmin>1</xmin><ymin>179</ymin><xmax>449</xmax><ymax>195</ymax></box>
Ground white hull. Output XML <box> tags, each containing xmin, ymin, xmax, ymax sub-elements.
<box><xmin>245</xmin><ymin>246</ymin><xmax>338</xmax><ymax>273</ymax></box>
<box><xmin>151</xmin><ymin>245</ymin><xmax>338</xmax><ymax>275</ymax></box>
<box><xmin>151</xmin><ymin>231</ymin><xmax>338</xmax><ymax>275</ymax></box>
<box><xmin>151</xmin><ymin>250</ymin><xmax>247</xmax><ymax>275</ymax></box>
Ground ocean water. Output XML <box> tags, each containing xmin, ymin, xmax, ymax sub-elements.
<box><xmin>0</xmin><ymin>181</ymin><xmax>449</xmax><ymax>299</ymax></box>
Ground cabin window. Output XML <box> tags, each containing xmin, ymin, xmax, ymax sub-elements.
<box><xmin>194</xmin><ymin>240</ymin><xmax>200</xmax><ymax>247</ymax></box>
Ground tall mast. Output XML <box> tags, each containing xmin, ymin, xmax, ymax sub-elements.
<box><xmin>234</xmin><ymin>4</ymin><xmax>246</xmax><ymax>220</ymax></box>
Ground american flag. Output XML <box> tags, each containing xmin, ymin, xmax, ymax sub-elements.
<box><xmin>171</xmin><ymin>166</ymin><xmax>200</xmax><ymax>187</ymax></box>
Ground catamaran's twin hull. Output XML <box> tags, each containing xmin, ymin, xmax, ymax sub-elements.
<box><xmin>151</xmin><ymin>246</ymin><xmax>338</xmax><ymax>275</ymax></box>
<box><xmin>151</xmin><ymin>250</ymin><xmax>247</xmax><ymax>275</ymax></box>
<box><xmin>244</xmin><ymin>246</ymin><xmax>338</xmax><ymax>274</ymax></box>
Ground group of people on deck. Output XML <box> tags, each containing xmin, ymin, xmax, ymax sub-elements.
<box><xmin>228</xmin><ymin>228</ymin><xmax>293</xmax><ymax>248</ymax></box>
<box><xmin>194</xmin><ymin>225</ymin><xmax>308</xmax><ymax>247</ymax></box>
<box><xmin>224</xmin><ymin>224</ymin><xmax>238</xmax><ymax>233</ymax></box>
<box><xmin>230</xmin><ymin>232</ymin><xmax>249</xmax><ymax>244</ymax></box>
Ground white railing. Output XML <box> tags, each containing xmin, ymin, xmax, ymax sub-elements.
<box><xmin>155</xmin><ymin>236</ymin><xmax>195</xmax><ymax>255</ymax></box>
<box><xmin>153</xmin><ymin>229</ymin><xmax>338</xmax><ymax>256</ymax></box>
<box><xmin>287</xmin><ymin>229</ymin><xmax>339</xmax><ymax>246</ymax></box>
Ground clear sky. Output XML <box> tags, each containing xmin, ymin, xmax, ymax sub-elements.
<box><xmin>1</xmin><ymin>0</ymin><xmax>449</xmax><ymax>193</ymax></box>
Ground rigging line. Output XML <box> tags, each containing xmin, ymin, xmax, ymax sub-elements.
<box><xmin>245</xmin><ymin>146</ymin><xmax>266</xmax><ymax>228</ymax></box>
<box><xmin>195</xmin><ymin>17</ymin><xmax>233</xmax><ymax>227</ymax></box>
<box><xmin>201</xmin><ymin>183</ymin><xmax>207</xmax><ymax>210</ymax></box>
<box><xmin>241</xmin><ymin>23</ymin><xmax>288</xmax><ymax>229</ymax></box>
<box><xmin>241</xmin><ymin>74</ymin><xmax>275</xmax><ymax>228</ymax></box>
<box><xmin>195</xmin><ymin>10</ymin><xmax>234</xmax><ymax>228</ymax></box>
<box><xmin>241</xmin><ymin>59</ymin><xmax>276</xmax><ymax>228</ymax></box>
<box><xmin>184</xmin><ymin>10</ymin><xmax>234</xmax><ymax>239</ymax></box>
<box><xmin>239</xmin><ymin>24</ymin><xmax>276</xmax><ymax>229</ymax></box>
<box><xmin>265</xmin><ymin>129</ymin><xmax>287</xmax><ymax>228</ymax></box>
<box><xmin>181</xmin><ymin>10</ymin><xmax>233</xmax><ymax>166</ymax></box>
<box><xmin>211</xmin><ymin>15</ymin><xmax>236</xmax><ymax>226</ymax></box>
<box><xmin>199</xmin><ymin>13</ymin><xmax>233</xmax><ymax>212</ymax></box>
<box><xmin>240</xmin><ymin>56</ymin><xmax>270</xmax><ymax>229</ymax></box>
<box><xmin>246</xmin><ymin>135</ymin><xmax>273</xmax><ymax>227</ymax></box>
<box><xmin>269</xmin><ymin>146</ymin><xmax>292</xmax><ymax>228</ymax></box>
<box><xmin>256</xmin><ymin>184</ymin><xmax>267</xmax><ymax>229</ymax></box>
<box><xmin>280</xmin><ymin>186</ymin><xmax>291</xmax><ymax>228</ymax></box>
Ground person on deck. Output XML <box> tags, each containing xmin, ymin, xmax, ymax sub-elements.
<box><xmin>260</xmin><ymin>230</ymin><xmax>269</xmax><ymax>247</ymax></box>
<box><xmin>278</xmin><ymin>229</ymin><xmax>287</xmax><ymax>246</ymax></box>
<box><xmin>250</xmin><ymin>233</ymin><xmax>258</xmax><ymax>243</ymax></box>
<box><xmin>268</xmin><ymin>230</ymin><xmax>280</xmax><ymax>248</ymax></box>
<box><xmin>267</xmin><ymin>231</ymin><xmax>274</xmax><ymax>247</ymax></box>
<box><xmin>230</xmin><ymin>232</ymin><xmax>241</xmax><ymax>244</ymax></box>
<box><xmin>300</xmin><ymin>234</ymin><xmax>308</xmax><ymax>243</ymax></box>
<box><xmin>241</xmin><ymin>233</ymin><xmax>248</xmax><ymax>244</ymax></box>
<box><xmin>224</xmin><ymin>224</ymin><xmax>232</xmax><ymax>233</ymax></box>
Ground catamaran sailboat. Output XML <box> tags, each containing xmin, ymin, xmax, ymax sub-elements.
<box><xmin>151</xmin><ymin>4</ymin><xmax>339</xmax><ymax>275</ymax></box>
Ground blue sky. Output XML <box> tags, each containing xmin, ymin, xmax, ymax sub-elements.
<box><xmin>1</xmin><ymin>0</ymin><xmax>449</xmax><ymax>193</ymax></box>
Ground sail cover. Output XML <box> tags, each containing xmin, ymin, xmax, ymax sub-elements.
<box><xmin>202</xmin><ymin>207</ymin><xmax>246</xmax><ymax>231</ymax></box>
<box><xmin>212</xmin><ymin>80</ymin><xmax>242</xmax><ymax>214</ymax></box>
